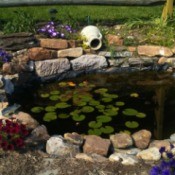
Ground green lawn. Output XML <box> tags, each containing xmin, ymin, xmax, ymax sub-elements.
<box><xmin>0</xmin><ymin>5</ymin><xmax>164</xmax><ymax>25</ymax></box>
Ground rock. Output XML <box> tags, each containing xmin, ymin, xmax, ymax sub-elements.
<box><xmin>46</xmin><ymin>135</ymin><xmax>80</xmax><ymax>156</ymax></box>
<box><xmin>90</xmin><ymin>153</ymin><xmax>108</xmax><ymax>162</ymax></box>
<box><xmin>158</xmin><ymin>57</ymin><xmax>167</xmax><ymax>64</ymax></box>
<box><xmin>108</xmin><ymin>58</ymin><xmax>125</xmax><ymax>67</ymax></box>
<box><xmin>71</xmin><ymin>55</ymin><xmax>108</xmax><ymax>72</ymax></box>
<box><xmin>106</xmin><ymin>34</ymin><xmax>124</xmax><ymax>46</ymax></box>
<box><xmin>0</xmin><ymin>32</ymin><xmax>38</xmax><ymax>51</ymax></box>
<box><xmin>170</xmin><ymin>133</ymin><xmax>175</xmax><ymax>142</ymax></box>
<box><xmin>137</xmin><ymin>147</ymin><xmax>161</xmax><ymax>161</ymax></box>
<box><xmin>149</xmin><ymin>140</ymin><xmax>170</xmax><ymax>151</ymax></box>
<box><xmin>110</xmin><ymin>133</ymin><xmax>133</xmax><ymax>149</ymax></box>
<box><xmin>12</xmin><ymin>111</ymin><xmax>39</xmax><ymax>130</ymax></box>
<box><xmin>28</xmin><ymin>47</ymin><xmax>57</xmax><ymax>61</ymax></box>
<box><xmin>68</xmin><ymin>40</ymin><xmax>83</xmax><ymax>48</ymax></box>
<box><xmin>57</xmin><ymin>47</ymin><xmax>83</xmax><ymax>58</ymax></box>
<box><xmin>132</xmin><ymin>129</ymin><xmax>151</xmax><ymax>149</ymax></box>
<box><xmin>127</xmin><ymin>46</ymin><xmax>137</xmax><ymax>52</ymax></box>
<box><xmin>83</xmin><ymin>135</ymin><xmax>111</xmax><ymax>156</ymax></box>
<box><xmin>35</xmin><ymin>58</ymin><xmax>71</xmax><ymax>77</ymax></box>
<box><xmin>109</xmin><ymin>153</ymin><xmax>139</xmax><ymax>165</ymax></box>
<box><xmin>75</xmin><ymin>153</ymin><xmax>94</xmax><ymax>162</ymax></box>
<box><xmin>128</xmin><ymin>57</ymin><xmax>144</xmax><ymax>66</ymax></box>
<box><xmin>39</xmin><ymin>38</ymin><xmax>68</xmax><ymax>49</ymax></box>
<box><xmin>31</xmin><ymin>125</ymin><xmax>50</xmax><ymax>140</ymax></box>
<box><xmin>98</xmin><ymin>51</ymin><xmax>132</xmax><ymax>58</ymax></box>
<box><xmin>115</xmin><ymin>148</ymin><xmax>141</xmax><ymax>155</ymax></box>
<box><xmin>2</xmin><ymin>63</ymin><xmax>12</xmax><ymax>74</ymax></box>
<box><xmin>138</xmin><ymin>45</ymin><xmax>173</xmax><ymax>57</ymax></box>
<box><xmin>64</xmin><ymin>132</ymin><xmax>84</xmax><ymax>145</ymax></box>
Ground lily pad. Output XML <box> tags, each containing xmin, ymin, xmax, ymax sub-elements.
<box><xmin>88</xmin><ymin>129</ymin><xmax>102</xmax><ymax>136</ymax></box>
<box><xmin>59</xmin><ymin>93</ymin><xmax>72</xmax><ymax>102</ymax></box>
<box><xmin>103</xmin><ymin>109</ymin><xmax>118</xmax><ymax>116</ymax></box>
<box><xmin>125</xmin><ymin>121</ymin><xmax>139</xmax><ymax>128</ymax></box>
<box><xmin>40</xmin><ymin>93</ymin><xmax>49</xmax><ymax>98</ymax></box>
<box><xmin>43</xmin><ymin>112</ymin><xmax>57</xmax><ymax>122</ymax></box>
<box><xmin>130</xmin><ymin>93</ymin><xmax>139</xmax><ymax>98</ymax></box>
<box><xmin>136</xmin><ymin>112</ymin><xmax>146</xmax><ymax>118</ymax></box>
<box><xmin>89</xmin><ymin>100</ymin><xmax>100</xmax><ymax>106</ymax></box>
<box><xmin>72</xmin><ymin>114</ymin><xmax>86</xmax><ymax>121</ymax></box>
<box><xmin>70</xmin><ymin>109</ymin><xmax>81</xmax><ymax>116</ymax></box>
<box><xmin>95</xmin><ymin>105</ymin><xmax>105</xmax><ymax>110</ymax></box>
<box><xmin>100</xmin><ymin>126</ymin><xmax>114</xmax><ymax>134</ymax></box>
<box><xmin>88</xmin><ymin>121</ymin><xmax>102</xmax><ymax>128</ymax></box>
<box><xmin>58</xmin><ymin>113</ymin><xmax>69</xmax><ymax>119</ymax></box>
<box><xmin>116</xmin><ymin>101</ymin><xmax>125</xmax><ymax>106</ymax></box>
<box><xmin>122</xmin><ymin>108</ymin><xmax>138</xmax><ymax>116</ymax></box>
<box><xmin>81</xmin><ymin>106</ymin><xmax>94</xmax><ymax>113</ymax></box>
<box><xmin>49</xmin><ymin>95</ymin><xmax>59</xmax><ymax>101</ymax></box>
<box><xmin>50</xmin><ymin>90</ymin><xmax>60</xmax><ymax>95</ymax></box>
<box><xmin>97</xmin><ymin>115</ymin><xmax>112</xmax><ymax>123</ymax></box>
<box><xmin>101</xmin><ymin>97</ymin><xmax>113</xmax><ymax>103</ymax></box>
<box><xmin>76</xmin><ymin>101</ymin><xmax>87</xmax><ymax>107</ymax></box>
<box><xmin>94</xmin><ymin>88</ymin><xmax>108</xmax><ymax>94</ymax></box>
<box><xmin>58</xmin><ymin>82</ymin><xmax>67</xmax><ymax>87</ymax></box>
<box><xmin>55</xmin><ymin>102</ymin><xmax>71</xmax><ymax>109</ymax></box>
<box><xmin>31</xmin><ymin>107</ymin><xmax>44</xmax><ymax>113</ymax></box>
<box><xmin>103</xmin><ymin>93</ymin><xmax>118</xmax><ymax>99</ymax></box>
<box><xmin>45</xmin><ymin>106</ymin><xmax>56</xmax><ymax>112</ymax></box>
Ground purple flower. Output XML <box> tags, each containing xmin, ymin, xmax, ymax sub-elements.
<box><xmin>160</xmin><ymin>147</ymin><xmax>166</xmax><ymax>154</ymax></box>
<box><xmin>162</xmin><ymin>169</ymin><xmax>171</xmax><ymax>175</ymax></box>
<box><xmin>150</xmin><ymin>166</ymin><xmax>161</xmax><ymax>175</ymax></box>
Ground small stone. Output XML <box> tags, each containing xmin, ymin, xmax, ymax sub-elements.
<box><xmin>12</xmin><ymin>111</ymin><xmax>39</xmax><ymax>130</ymax></box>
<box><xmin>109</xmin><ymin>153</ymin><xmax>138</xmax><ymax>165</ymax></box>
<box><xmin>46</xmin><ymin>135</ymin><xmax>80</xmax><ymax>156</ymax></box>
<box><xmin>106</xmin><ymin>34</ymin><xmax>124</xmax><ymax>46</ymax></box>
<box><xmin>158</xmin><ymin>57</ymin><xmax>167</xmax><ymax>64</ymax></box>
<box><xmin>170</xmin><ymin>133</ymin><xmax>175</xmax><ymax>142</ymax></box>
<box><xmin>110</xmin><ymin>133</ymin><xmax>133</xmax><ymax>149</ymax></box>
<box><xmin>39</xmin><ymin>38</ymin><xmax>68</xmax><ymax>49</ymax></box>
<box><xmin>138</xmin><ymin>45</ymin><xmax>173</xmax><ymax>57</ymax></box>
<box><xmin>64</xmin><ymin>132</ymin><xmax>84</xmax><ymax>145</ymax></box>
<box><xmin>83</xmin><ymin>135</ymin><xmax>111</xmax><ymax>156</ymax></box>
<box><xmin>2</xmin><ymin>63</ymin><xmax>12</xmax><ymax>74</ymax></box>
<box><xmin>57</xmin><ymin>47</ymin><xmax>83</xmax><ymax>58</ymax></box>
<box><xmin>137</xmin><ymin>147</ymin><xmax>161</xmax><ymax>161</ymax></box>
<box><xmin>75</xmin><ymin>153</ymin><xmax>94</xmax><ymax>162</ymax></box>
<box><xmin>127</xmin><ymin>46</ymin><xmax>137</xmax><ymax>52</ymax></box>
<box><xmin>132</xmin><ymin>129</ymin><xmax>151</xmax><ymax>149</ymax></box>
<box><xmin>28</xmin><ymin>47</ymin><xmax>57</xmax><ymax>61</ymax></box>
<box><xmin>68</xmin><ymin>40</ymin><xmax>83</xmax><ymax>48</ymax></box>
<box><xmin>149</xmin><ymin>140</ymin><xmax>170</xmax><ymax>151</ymax></box>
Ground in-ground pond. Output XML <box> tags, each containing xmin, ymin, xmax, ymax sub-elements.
<box><xmin>13</xmin><ymin>71</ymin><xmax>175</xmax><ymax>139</ymax></box>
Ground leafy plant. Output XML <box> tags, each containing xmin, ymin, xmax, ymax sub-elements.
<box><xmin>3</xmin><ymin>10</ymin><xmax>35</xmax><ymax>34</ymax></box>
<box><xmin>0</xmin><ymin>119</ymin><xmax>29</xmax><ymax>151</ymax></box>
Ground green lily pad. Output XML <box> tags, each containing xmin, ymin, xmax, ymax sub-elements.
<box><xmin>103</xmin><ymin>93</ymin><xmax>118</xmax><ymax>99</ymax></box>
<box><xmin>88</xmin><ymin>121</ymin><xmax>102</xmax><ymax>128</ymax></box>
<box><xmin>100</xmin><ymin>126</ymin><xmax>114</xmax><ymax>134</ymax></box>
<box><xmin>103</xmin><ymin>109</ymin><xmax>118</xmax><ymax>116</ymax></box>
<box><xmin>136</xmin><ymin>112</ymin><xmax>146</xmax><ymax>118</ymax></box>
<box><xmin>70</xmin><ymin>110</ymin><xmax>81</xmax><ymax>116</ymax></box>
<box><xmin>45</xmin><ymin>106</ymin><xmax>56</xmax><ymax>112</ymax></box>
<box><xmin>40</xmin><ymin>93</ymin><xmax>49</xmax><ymax>98</ymax></box>
<box><xmin>58</xmin><ymin>113</ymin><xmax>69</xmax><ymax>119</ymax></box>
<box><xmin>49</xmin><ymin>95</ymin><xmax>59</xmax><ymax>101</ymax></box>
<box><xmin>101</xmin><ymin>97</ymin><xmax>113</xmax><ymax>103</ymax></box>
<box><xmin>81</xmin><ymin>106</ymin><xmax>94</xmax><ymax>113</ymax></box>
<box><xmin>94</xmin><ymin>88</ymin><xmax>108</xmax><ymax>94</ymax></box>
<box><xmin>50</xmin><ymin>90</ymin><xmax>60</xmax><ymax>95</ymax></box>
<box><xmin>59</xmin><ymin>93</ymin><xmax>72</xmax><ymax>102</ymax></box>
<box><xmin>58</xmin><ymin>82</ymin><xmax>67</xmax><ymax>87</ymax></box>
<box><xmin>31</xmin><ymin>107</ymin><xmax>44</xmax><ymax>113</ymax></box>
<box><xmin>72</xmin><ymin>114</ymin><xmax>86</xmax><ymax>121</ymax></box>
<box><xmin>76</xmin><ymin>101</ymin><xmax>87</xmax><ymax>107</ymax></box>
<box><xmin>130</xmin><ymin>93</ymin><xmax>139</xmax><ymax>98</ymax></box>
<box><xmin>43</xmin><ymin>112</ymin><xmax>57</xmax><ymax>122</ymax></box>
<box><xmin>97</xmin><ymin>115</ymin><xmax>112</xmax><ymax>123</ymax></box>
<box><xmin>122</xmin><ymin>108</ymin><xmax>138</xmax><ymax>116</ymax></box>
<box><xmin>116</xmin><ymin>101</ymin><xmax>125</xmax><ymax>106</ymax></box>
<box><xmin>55</xmin><ymin>102</ymin><xmax>71</xmax><ymax>109</ymax></box>
<box><xmin>89</xmin><ymin>100</ymin><xmax>100</xmax><ymax>106</ymax></box>
<box><xmin>125</xmin><ymin>121</ymin><xmax>139</xmax><ymax>128</ymax></box>
<box><xmin>88</xmin><ymin>129</ymin><xmax>102</xmax><ymax>136</ymax></box>
<box><xmin>95</xmin><ymin>105</ymin><xmax>105</xmax><ymax>110</ymax></box>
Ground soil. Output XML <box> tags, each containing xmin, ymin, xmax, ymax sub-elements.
<box><xmin>0</xmin><ymin>144</ymin><xmax>160</xmax><ymax>175</ymax></box>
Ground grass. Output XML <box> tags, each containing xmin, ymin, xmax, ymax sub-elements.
<box><xmin>0</xmin><ymin>5</ymin><xmax>164</xmax><ymax>25</ymax></box>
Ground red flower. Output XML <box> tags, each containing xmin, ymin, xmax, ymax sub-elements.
<box><xmin>14</xmin><ymin>138</ymin><xmax>24</xmax><ymax>148</ymax></box>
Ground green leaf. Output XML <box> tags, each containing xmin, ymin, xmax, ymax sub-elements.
<box><xmin>89</xmin><ymin>100</ymin><xmax>100</xmax><ymax>106</ymax></box>
<box><xmin>88</xmin><ymin>129</ymin><xmax>102</xmax><ymax>136</ymax></box>
<box><xmin>116</xmin><ymin>101</ymin><xmax>125</xmax><ymax>106</ymax></box>
<box><xmin>100</xmin><ymin>126</ymin><xmax>114</xmax><ymax>134</ymax></box>
<box><xmin>50</xmin><ymin>90</ymin><xmax>60</xmax><ymax>95</ymax></box>
<box><xmin>40</xmin><ymin>93</ymin><xmax>49</xmax><ymax>98</ymax></box>
<box><xmin>72</xmin><ymin>114</ymin><xmax>86</xmax><ymax>121</ymax></box>
<box><xmin>88</xmin><ymin>121</ymin><xmax>102</xmax><ymax>128</ymax></box>
<box><xmin>43</xmin><ymin>112</ymin><xmax>57</xmax><ymax>122</ymax></box>
<box><xmin>49</xmin><ymin>95</ymin><xmax>59</xmax><ymax>101</ymax></box>
<box><xmin>55</xmin><ymin>102</ymin><xmax>71</xmax><ymax>109</ymax></box>
<box><xmin>45</xmin><ymin>106</ymin><xmax>56</xmax><ymax>112</ymax></box>
<box><xmin>31</xmin><ymin>107</ymin><xmax>44</xmax><ymax>113</ymax></box>
<box><xmin>94</xmin><ymin>88</ymin><xmax>108</xmax><ymax>94</ymax></box>
<box><xmin>122</xmin><ymin>108</ymin><xmax>138</xmax><ymax>116</ymax></box>
<box><xmin>58</xmin><ymin>113</ymin><xmax>69</xmax><ymax>119</ymax></box>
<box><xmin>136</xmin><ymin>112</ymin><xmax>146</xmax><ymax>118</ymax></box>
<box><xmin>101</xmin><ymin>97</ymin><xmax>113</xmax><ymax>103</ymax></box>
<box><xmin>81</xmin><ymin>106</ymin><xmax>94</xmax><ymax>113</ymax></box>
<box><xmin>125</xmin><ymin>121</ymin><xmax>139</xmax><ymax>128</ymax></box>
<box><xmin>96</xmin><ymin>115</ymin><xmax>112</xmax><ymax>123</ymax></box>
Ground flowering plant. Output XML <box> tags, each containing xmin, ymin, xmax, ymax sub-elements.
<box><xmin>38</xmin><ymin>21</ymin><xmax>76</xmax><ymax>39</ymax></box>
<box><xmin>0</xmin><ymin>49</ymin><xmax>12</xmax><ymax>63</ymax></box>
<box><xmin>150</xmin><ymin>145</ymin><xmax>175</xmax><ymax>175</ymax></box>
<box><xmin>0</xmin><ymin>119</ymin><xmax>29</xmax><ymax>151</ymax></box>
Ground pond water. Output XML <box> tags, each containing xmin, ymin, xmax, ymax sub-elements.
<box><xmin>13</xmin><ymin>71</ymin><xmax>175</xmax><ymax>139</ymax></box>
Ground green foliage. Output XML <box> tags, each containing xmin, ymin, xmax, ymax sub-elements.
<box><xmin>3</xmin><ymin>10</ymin><xmax>35</xmax><ymax>34</ymax></box>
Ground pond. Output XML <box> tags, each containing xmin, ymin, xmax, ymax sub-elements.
<box><xmin>12</xmin><ymin>71</ymin><xmax>175</xmax><ymax>139</ymax></box>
